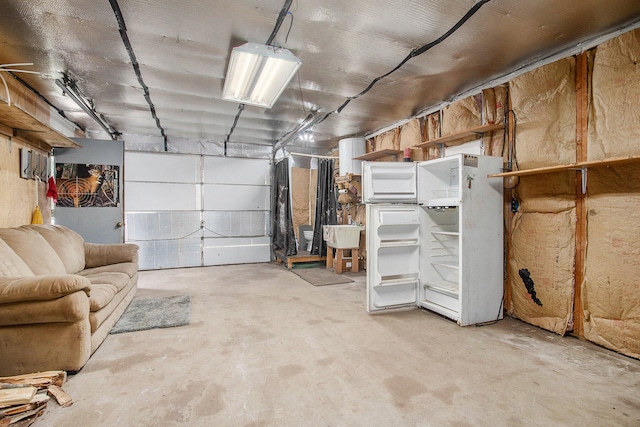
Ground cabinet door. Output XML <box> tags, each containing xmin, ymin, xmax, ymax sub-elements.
<box><xmin>366</xmin><ymin>204</ymin><xmax>420</xmax><ymax>312</ymax></box>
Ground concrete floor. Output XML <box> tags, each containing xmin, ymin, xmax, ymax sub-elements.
<box><xmin>39</xmin><ymin>263</ymin><xmax>640</xmax><ymax>426</ymax></box>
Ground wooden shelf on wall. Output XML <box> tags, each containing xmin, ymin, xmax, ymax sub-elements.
<box><xmin>414</xmin><ymin>123</ymin><xmax>504</xmax><ymax>148</ymax></box>
<box><xmin>0</xmin><ymin>102</ymin><xmax>79</xmax><ymax>149</ymax></box>
<box><xmin>353</xmin><ymin>149</ymin><xmax>403</xmax><ymax>161</ymax></box>
<box><xmin>488</xmin><ymin>155</ymin><xmax>640</xmax><ymax>178</ymax></box>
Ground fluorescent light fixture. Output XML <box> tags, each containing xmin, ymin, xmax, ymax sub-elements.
<box><xmin>222</xmin><ymin>42</ymin><xmax>302</xmax><ymax>109</ymax></box>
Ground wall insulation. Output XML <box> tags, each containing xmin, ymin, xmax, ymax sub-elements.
<box><xmin>441</xmin><ymin>95</ymin><xmax>481</xmax><ymax>136</ymax></box>
<box><xmin>371</xmin><ymin>130</ymin><xmax>398</xmax><ymax>161</ymax></box>
<box><xmin>399</xmin><ymin>119</ymin><xmax>424</xmax><ymax>161</ymax></box>
<box><xmin>0</xmin><ymin>135</ymin><xmax>50</xmax><ymax>227</ymax></box>
<box><xmin>509</xmin><ymin>174</ymin><xmax>577</xmax><ymax>334</ymax></box>
<box><xmin>583</xmin><ymin>28</ymin><xmax>640</xmax><ymax>358</ymax></box>
<box><xmin>583</xmin><ymin>165</ymin><xmax>640</xmax><ymax>358</ymax></box>
<box><xmin>482</xmin><ymin>86</ymin><xmax>507</xmax><ymax>157</ymax></box>
<box><xmin>509</xmin><ymin>58</ymin><xmax>577</xmax><ymax>169</ymax></box>
<box><xmin>588</xmin><ymin>29</ymin><xmax>640</xmax><ymax>160</ymax></box>
<box><xmin>507</xmin><ymin>58</ymin><xmax>577</xmax><ymax>335</ymax></box>
<box><xmin>424</xmin><ymin>112</ymin><xmax>441</xmax><ymax>159</ymax></box>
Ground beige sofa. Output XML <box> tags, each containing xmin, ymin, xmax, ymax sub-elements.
<box><xmin>0</xmin><ymin>224</ymin><xmax>138</xmax><ymax>376</ymax></box>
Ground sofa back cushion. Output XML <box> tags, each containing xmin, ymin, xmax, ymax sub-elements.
<box><xmin>0</xmin><ymin>227</ymin><xmax>66</xmax><ymax>275</ymax></box>
<box><xmin>26</xmin><ymin>225</ymin><xmax>86</xmax><ymax>274</ymax></box>
<box><xmin>0</xmin><ymin>239</ymin><xmax>34</xmax><ymax>277</ymax></box>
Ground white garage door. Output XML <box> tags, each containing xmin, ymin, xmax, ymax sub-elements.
<box><xmin>124</xmin><ymin>152</ymin><xmax>271</xmax><ymax>270</ymax></box>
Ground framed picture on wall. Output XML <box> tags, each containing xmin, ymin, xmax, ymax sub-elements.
<box><xmin>55</xmin><ymin>163</ymin><xmax>120</xmax><ymax>208</ymax></box>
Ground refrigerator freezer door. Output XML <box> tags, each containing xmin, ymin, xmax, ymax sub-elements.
<box><xmin>362</xmin><ymin>162</ymin><xmax>417</xmax><ymax>203</ymax></box>
<box><xmin>366</xmin><ymin>204</ymin><xmax>420</xmax><ymax>312</ymax></box>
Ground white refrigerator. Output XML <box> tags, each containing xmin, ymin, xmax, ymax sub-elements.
<box><xmin>363</xmin><ymin>154</ymin><xmax>503</xmax><ymax>326</ymax></box>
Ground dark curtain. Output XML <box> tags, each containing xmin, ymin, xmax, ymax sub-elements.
<box><xmin>271</xmin><ymin>158</ymin><xmax>297</xmax><ymax>256</ymax></box>
<box><xmin>310</xmin><ymin>158</ymin><xmax>337</xmax><ymax>256</ymax></box>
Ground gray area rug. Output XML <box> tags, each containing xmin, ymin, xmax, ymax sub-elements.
<box><xmin>111</xmin><ymin>295</ymin><xmax>191</xmax><ymax>334</ymax></box>
<box><xmin>292</xmin><ymin>267</ymin><xmax>354</xmax><ymax>286</ymax></box>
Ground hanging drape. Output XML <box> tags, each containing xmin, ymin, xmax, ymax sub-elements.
<box><xmin>271</xmin><ymin>158</ymin><xmax>297</xmax><ymax>256</ymax></box>
<box><xmin>310</xmin><ymin>158</ymin><xmax>337</xmax><ymax>256</ymax></box>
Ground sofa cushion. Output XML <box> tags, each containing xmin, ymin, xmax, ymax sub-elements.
<box><xmin>0</xmin><ymin>275</ymin><xmax>91</xmax><ymax>304</ymax></box>
<box><xmin>85</xmin><ymin>243</ymin><xmax>139</xmax><ymax>268</ymax></box>
<box><xmin>82</xmin><ymin>271</ymin><xmax>131</xmax><ymax>292</ymax></box>
<box><xmin>27</xmin><ymin>225</ymin><xmax>85</xmax><ymax>274</ymax></box>
<box><xmin>79</xmin><ymin>262</ymin><xmax>138</xmax><ymax>279</ymax></box>
<box><xmin>89</xmin><ymin>279</ymin><xmax>136</xmax><ymax>333</ymax></box>
<box><xmin>0</xmin><ymin>228</ymin><xmax>66</xmax><ymax>275</ymax></box>
<box><xmin>88</xmin><ymin>283</ymin><xmax>118</xmax><ymax>312</ymax></box>
<box><xmin>0</xmin><ymin>291</ymin><xmax>90</xmax><ymax>326</ymax></box>
<box><xmin>0</xmin><ymin>239</ymin><xmax>34</xmax><ymax>277</ymax></box>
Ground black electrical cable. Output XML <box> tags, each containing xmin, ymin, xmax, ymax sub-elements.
<box><xmin>296</xmin><ymin>71</ymin><xmax>307</xmax><ymax>116</ymax></box>
<box><xmin>333</xmin><ymin>0</ymin><xmax>492</xmax><ymax>115</ymax></box>
<box><xmin>277</xmin><ymin>0</ymin><xmax>491</xmax><ymax>148</ymax></box>
<box><xmin>266</xmin><ymin>0</ymin><xmax>294</xmax><ymax>46</ymax></box>
<box><xmin>108</xmin><ymin>0</ymin><xmax>167</xmax><ymax>151</ymax></box>
<box><xmin>224</xmin><ymin>104</ymin><xmax>244</xmax><ymax>156</ymax></box>
<box><xmin>284</xmin><ymin>12</ymin><xmax>294</xmax><ymax>45</ymax></box>
<box><xmin>504</xmin><ymin>109</ymin><xmax>520</xmax><ymax>190</ymax></box>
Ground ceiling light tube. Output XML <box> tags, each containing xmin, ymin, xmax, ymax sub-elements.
<box><xmin>222</xmin><ymin>42</ymin><xmax>301</xmax><ymax>109</ymax></box>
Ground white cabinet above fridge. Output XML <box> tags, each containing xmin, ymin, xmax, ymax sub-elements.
<box><xmin>364</xmin><ymin>154</ymin><xmax>503</xmax><ymax>326</ymax></box>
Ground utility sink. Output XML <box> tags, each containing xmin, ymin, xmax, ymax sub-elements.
<box><xmin>323</xmin><ymin>225</ymin><xmax>365</xmax><ymax>248</ymax></box>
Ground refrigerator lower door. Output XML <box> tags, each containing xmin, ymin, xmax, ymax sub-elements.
<box><xmin>366</xmin><ymin>204</ymin><xmax>420</xmax><ymax>312</ymax></box>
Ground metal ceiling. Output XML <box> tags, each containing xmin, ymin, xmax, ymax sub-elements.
<box><xmin>1</xmin><ymin>0</ymin><xmax>639</xmax><ymax>155</ymax></box>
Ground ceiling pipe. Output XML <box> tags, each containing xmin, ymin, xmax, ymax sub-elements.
<box><xmin>55</xmin><ymin>76</ymin><xmax>119</xmax><ymax>140</ymax></box>
<box><xmin>272</xmin><ymin>110</ymin><xmax>326</xmax><ymax>156</ymax></box>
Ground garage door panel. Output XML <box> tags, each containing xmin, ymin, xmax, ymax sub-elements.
<box><xmin>126</xmin><ymin>182</ymin><xmax>201</xmax><ymax>211</ymax></box>
<box><xmin>203</xmin><ymin>157</ymin><xmax>270</xmax><ymax>185</ymax></box>
<box><xmin>203</xmin><ymin>237</ymin><xmax>271</xmax><ymax>265</ymax></box>
<box><xmin>126</xmin><ymin>152</ymin><xmax>200</xmax><ymax>183</ymax></box>
<box><xmin>203</xmin><ymin>184</ymin><xmax>269</xmax><ymax>210</ymax></box>
<box><xmin>125</xmin><ymin>153</ymin><xmax>271</xmax><ymax>269</ymax></box>
<box><xmin>203</xmin><ymin>211</ymin><xmax>268</xmax><ymax>237</ymax></box>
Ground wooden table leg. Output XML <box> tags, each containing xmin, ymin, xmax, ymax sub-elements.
<box><xmin>326</xmin><ymin>246</ymin><xmax>334</xmax><ymax>270</ymax></box>
<box><xmin>351</xmin><ymin>248</ymin><xmax>359</xmax><ymax>272</ymax></box>
<box><xmin>335</xmin><ymin>248</ymin><xmax>343</xmax><ymax>274</ymax></box>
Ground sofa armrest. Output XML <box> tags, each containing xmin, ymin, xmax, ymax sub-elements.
<box><xmin>0</xmin><ymin>275</ymin><xmax>91</xmax><ymax>304</ymax></box>
<box><xmin>84</xmin><ymin>242</ymin><xmax>139</xmax><ymax>268</ymax></box>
